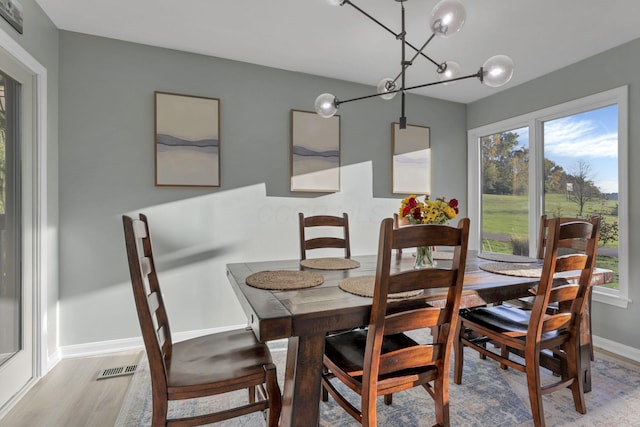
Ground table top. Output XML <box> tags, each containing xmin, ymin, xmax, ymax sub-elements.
<box><xmin>226</xmin><ymin>251</ymin><xmax>612</xmax><ymax>342</ymax></box>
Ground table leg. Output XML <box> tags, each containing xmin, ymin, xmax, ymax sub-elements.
<box><xmin>580</xmin><ymin>343</ymin><xmax>591</xmax><ymax>393</ymax></box>
<box><xmin>280</xmin><ymin>333</ymin><xmax>326</xmax><ymax>427</ymax></box>
<box><xmin>579</xmin><ymin>309</ymin><xmax>592</xmax><ymax>393</ymax></box>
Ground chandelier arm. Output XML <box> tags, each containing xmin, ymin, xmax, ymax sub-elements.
<box><xmin>343</xmin><ymin>0</ymin><xmax>438</xmax><ymax>66</ymax></box>
<box><xmin>342</xmin><ymin>0</ymin><xmax>400</xmax><ymax>39</ymax></box>
<box><xmin>335</xmin><ymin>69</ymin><xmax>483</xmax><ymax>107</ymax></box>
<box><xmin>403</xmin><ymin>69</ymin><xmax>483</xmax><ymax>91</ymax></box>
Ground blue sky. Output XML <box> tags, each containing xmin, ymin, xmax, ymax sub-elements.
<box><xmin>515</xmin><ymin>104</ymin><xmax>619</xmax><ymax>193</ymax></box>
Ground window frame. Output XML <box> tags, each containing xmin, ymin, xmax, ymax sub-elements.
<box><xmin>468</xmin><ymin>86</ymin><xmax>629</xmax><ymax>308</ymax></box>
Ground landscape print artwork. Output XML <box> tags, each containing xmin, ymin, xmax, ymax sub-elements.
<box><xmin>0</xmin><ymin>0</ymin><xmax>23</xmax><ymax>34</ymax></box>
<box><xmin>155</xmin><ymin>92</ymin><xmax>220</xmax><ymax>187</ymax></box>
<box><xmin>392</xmin><ymin>123</ymin><xmax>431</xmax><ymax>194</ymax></box>
<box><xmin>291</xmin><ymin>110</ymin><xmax>340</xmax><ymax>192</ymax></box>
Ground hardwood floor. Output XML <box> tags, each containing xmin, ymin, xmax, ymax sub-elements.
<box><xmin>0</xmin><ymin>350</ymin><xmax>140</xmax><ymax>427</ymax></box>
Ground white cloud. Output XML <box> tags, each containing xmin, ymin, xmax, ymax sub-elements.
<box><xmin>544</xmin><ymin>117</ymin><xmax>617</xmax><ymax>158</ymax></box>
<box><xmin>598</xmin><ymin>180</ymin><xmax>618</xmax><ymax>194</ymax></box>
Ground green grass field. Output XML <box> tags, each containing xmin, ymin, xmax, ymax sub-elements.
<box><xmin>481</xmin><ymin>193</ymin><xmax>619</xmax><ymax>289</ymax></box>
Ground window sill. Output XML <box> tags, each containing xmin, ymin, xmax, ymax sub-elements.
<box><xmin>593</xmin><ymin>288</ymin><xmax>630</xmax><ymax>309</ymax></box>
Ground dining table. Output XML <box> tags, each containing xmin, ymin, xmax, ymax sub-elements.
<box><xmin>226</xmin><ymin>250</ymin><xmax>612</xmax><ymax>427</ymax></box>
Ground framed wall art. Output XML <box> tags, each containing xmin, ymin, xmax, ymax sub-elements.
<box><xmin>0</xmin><ymin>0</ymin><xmax>23</xmax><ymax>34</ymax></box>
<box><xmin>392</xmin><ymin>122</ymin><xmax>431</xmax><ymax>194</ymax></box>
<box><xmin>290</xmin><ymin>109</ymin><xmax>340</xmax><ymax>192</ymax></box>
<box><xmin>155</xmin><ymin>91</ymin><xmax>220</xmax><ymax>187</ymax></box>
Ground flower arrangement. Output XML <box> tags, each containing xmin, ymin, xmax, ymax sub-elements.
<box><xmin>399</xmin><ymin>194</ymin><xmax>459</xmax><ymax>225</ymax></box>
<box><xmin>398</xmin><ymin>194</ymin><xmax>459</xmax><ymax>268</ymax></box>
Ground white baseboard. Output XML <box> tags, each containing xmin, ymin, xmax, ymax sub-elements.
<box><xmin>55</xmin><ymin>329</ymin><xmax>640</xmax><ymax>364</ymax></box>
<box><xmin>593</xmin><ymin>334</ymin><xmax>640</xmax><ymax>363</ymax></box>
<box><xmin>58</xmin><ymin>324</ymin><xmax>247</xmax><ymax>359</ymax></box>
<box><xmin>45</xmin><ymin>349</ymin><xmax>61</xmax><ymax>374</ymax></box>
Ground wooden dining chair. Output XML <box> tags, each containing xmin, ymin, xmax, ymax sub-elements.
<box><xmin>299</xmin><ymin>212</ymin><xmax>351</xmax><ymax>260</ymax></box>
<box><xmin>454</xmin><ymin>217</ymin><xmax>600</xmax><ymax>427</ymax></box>
<box><xmin>514</xmin><ymin>214</ymin><xmax>598</xmax><ymax>359</ymax></box>
<box><xmin>321</xmin><ymin>217</ymin><xmax>470</xmax><ymax>427</ymax></box>
<box><xmin>122</xmin><ymin>214</ymin><xmax>282</xmax><ymax>427</ymax></box>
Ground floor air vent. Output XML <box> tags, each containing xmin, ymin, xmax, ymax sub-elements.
<box><xmin>96</xmin><ymin>364</ymin><xmax>138</xmax><ymax>380</ymax></box>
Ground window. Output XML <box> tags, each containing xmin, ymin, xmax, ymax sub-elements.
<box><xmin>479</xmin><ymin>126</ymin><xmax>530</xmax><ymax>255</ymax></box>
<box><xmin>468</xmin><ymin>87</ymin><xmax>628</xmax><ymax>307</ymax></box>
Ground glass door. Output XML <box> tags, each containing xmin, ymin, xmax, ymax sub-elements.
<box><xmin>0</xmin><ymin>71</ymin><xmax>21</xmax><ymax>367</ymax></box>
<box><xmin>0</xmin><ymin>57</ymin><xmax>34</xmax><ymax>411</ymax></box>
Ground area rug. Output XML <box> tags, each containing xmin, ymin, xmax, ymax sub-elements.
<box><xmin>116</xmin><ymin>338</ymin><xmax>640</xmax><ymax>426</ymax></box>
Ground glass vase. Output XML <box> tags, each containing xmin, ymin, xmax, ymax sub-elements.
<box><xmin>414</xmin><ymin>246</ymin><xmax>436</xmax><ymax>269</ymax></box>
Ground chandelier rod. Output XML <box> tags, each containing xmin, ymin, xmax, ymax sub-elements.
<box><xmin>400</xmin><ymin>1</ymin><xmax>407</xmax><ymax>127</ymax></box>
<box><xmin>342</xmin><ymin>0</ymin><xmax>442</xmax><ymax>69</ymax></box>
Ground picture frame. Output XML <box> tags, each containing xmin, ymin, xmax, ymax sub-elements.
<box><xmin>392</xmin><ymin>122</ymin><xmax>431</xmax><ymax>194</ymax></box>
<box><xmin>154</xmin><ymin>91</ymin><xmax>220</xmax><ymax>187</ymax></box>
<box><xmin>0</xmin><ymin>0</ymin><xmax>23</xmax><ymax>34</ymax></box>
<box><xmin>291</xmin><ymin>109</ymin><xmax>340</xmax><ymax>192</ymax></box>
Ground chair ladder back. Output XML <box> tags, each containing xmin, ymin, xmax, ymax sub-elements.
<box><xmin>384</xmin><ymin>307</ymin><xmax>451</xmax><ymax>336</ymax></box>
<box><xmin>537</xmin><ymin>215</ymin><xmax>599</xmax><ymax>259</ymax></box>
<box><xmin>541</xmin><ymin>312</ymin><xmax>573</xmax><ymax>333</ymax></box>
<box><xmin>378</xmin><ymin>344</ymin><xmax>443</xmax><ymax>375</ymax></box>
<box><xmin>387</xmin><ymin>268</ymin><xmax>457</xmax><ymax>295</ymax></box>
<box><xmin>547</xmin><ymin>284</ymin><xmax>580</xmax><ymax>304</ymax></box>
<box><xmin>123</xmin><ymin>215</ymin><xmax>172</xmax><ymax>384</ymax></box>
<box><xmin>299</xmin><ymin>212</ymin><xmax>351</xmax><ymax>260</ymax></box>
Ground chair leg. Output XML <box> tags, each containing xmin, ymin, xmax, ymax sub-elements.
<box><xmin>564</xmin><ymin>340</ymin><xmax>586</xmax><ymax>415</ymax></box>
<box><xmin>248</xmin><ymin>385</ymin><xmax>256</xmax><ymax>403</ymax></box>
<box><xmin>453</xmin><ymin>324</ymin><xmax>464</xmax><ymax>385</ymax></box>
<box><xmin>322</xmin><ymin>366</ymin><xmax>329</xmax><ymax>402</ymax></box>
<box><xmin>384</xmin><ymin>394</ymin><xmax>392</xmax><ymax>405</ymax></box>
<box><xmin>500</xmin><ymin>344</ymin><xmax>509</xmax><ymax>370</ymax></box>
<box><xmin>524</xmin><ymin>353</ymin><xmax>546</xmax><ymax>427</ymax></box>
<box><xmin>361</xmin><ymin>388</ymin><xmax>378</xmax><ymax>427</ymax></box>
<box><xmin>151</xmin><ymin>393</ymin><xmax>169</xmax><ymax>427</ymax></box>
<box><xmin>433</xmin><ymin>374</ymin><xmax>450</xmax><ymax>427</ymax></box>
<box><xmin>588</xmin><ymin>289</ymin><xmax>594</xmax><ymax>361</ymax></box>
<box><xmin>265</xmin><ymin>365</ymin><xmax>282</xmax><ymax>427</ymax></box>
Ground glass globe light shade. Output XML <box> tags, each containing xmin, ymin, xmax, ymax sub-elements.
<box><xmin>482</xmin><ymin>55</ymin><xmax>515</xmax><ymax>87</ymax></box>
<box><xmin>326</xmin><ymin>0</ymin><xmax>343</xmax><ymax>5</ymax></box>
<box><xmin>430</xmin><ymin>0</ymin><xmax>466</xmax><ymax>38</ymax></box>
<box><xmin>438</xmin><ymin>61</ymin><xmax>461</xmax><ymax>84</ymax></box>
<box><xmin>376</xmin><ymin>78</ymin><xmax>398</xmax><ymax>100</ymax></box>
<box><xmin>315</xmin><ymin>93</ymin><xmax>338</xmax><ymax>118</ymax></box>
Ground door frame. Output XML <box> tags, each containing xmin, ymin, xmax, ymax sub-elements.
<box><xmin>0</xmin><ymin>25</ymin><xmax>49</xmax><ymax>416</ymax></box>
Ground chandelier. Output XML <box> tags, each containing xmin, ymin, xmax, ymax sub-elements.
<box><xmin>314</xmin><ymin>0</ymin><xmax>514</xmax><ymax>129</ymax></box>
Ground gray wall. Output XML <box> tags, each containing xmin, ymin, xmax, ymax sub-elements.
<box><xmin>467</xmin><ymin>38</ymin><xmax>640</xmax><ymax>350</ymax></box>
<box><xmin>58</xmin><ymin>31</ymin><xmax>467</xmax><ymax>347</ymax></box>
<box><xmin>0</xmin><ymin>0</ymin><xmax>60</xmax><ymax>363</ymax></box>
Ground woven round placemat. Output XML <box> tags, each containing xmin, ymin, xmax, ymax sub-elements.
<box><xmin>246</xmin><ymin>270</ymin><xmax>324</xmax><ymax>290</ymax></box>
<box><xmin>339</xmin><ymin>275</ymin><xmax>423</xmax><ymax>299</ymax></box>
<box><xmin>478</xmin><ymin>252</ymin><xmax>538</xmax><ymax>263</ymax></box>
<box><xmin>300</xmin><ymin>257</ymin><xmax>361</xmax><ymax>270</ymax></box>
<box><xmin>479</xmin><ymin>262</ymin><xmax>542</xmax><ymax>278</ymax></box>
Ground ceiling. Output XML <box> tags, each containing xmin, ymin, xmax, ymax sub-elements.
<box><xmin>36</xmin><ymin>0</ymin><xmax>640</xmax><ymax>104</ymax></box>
